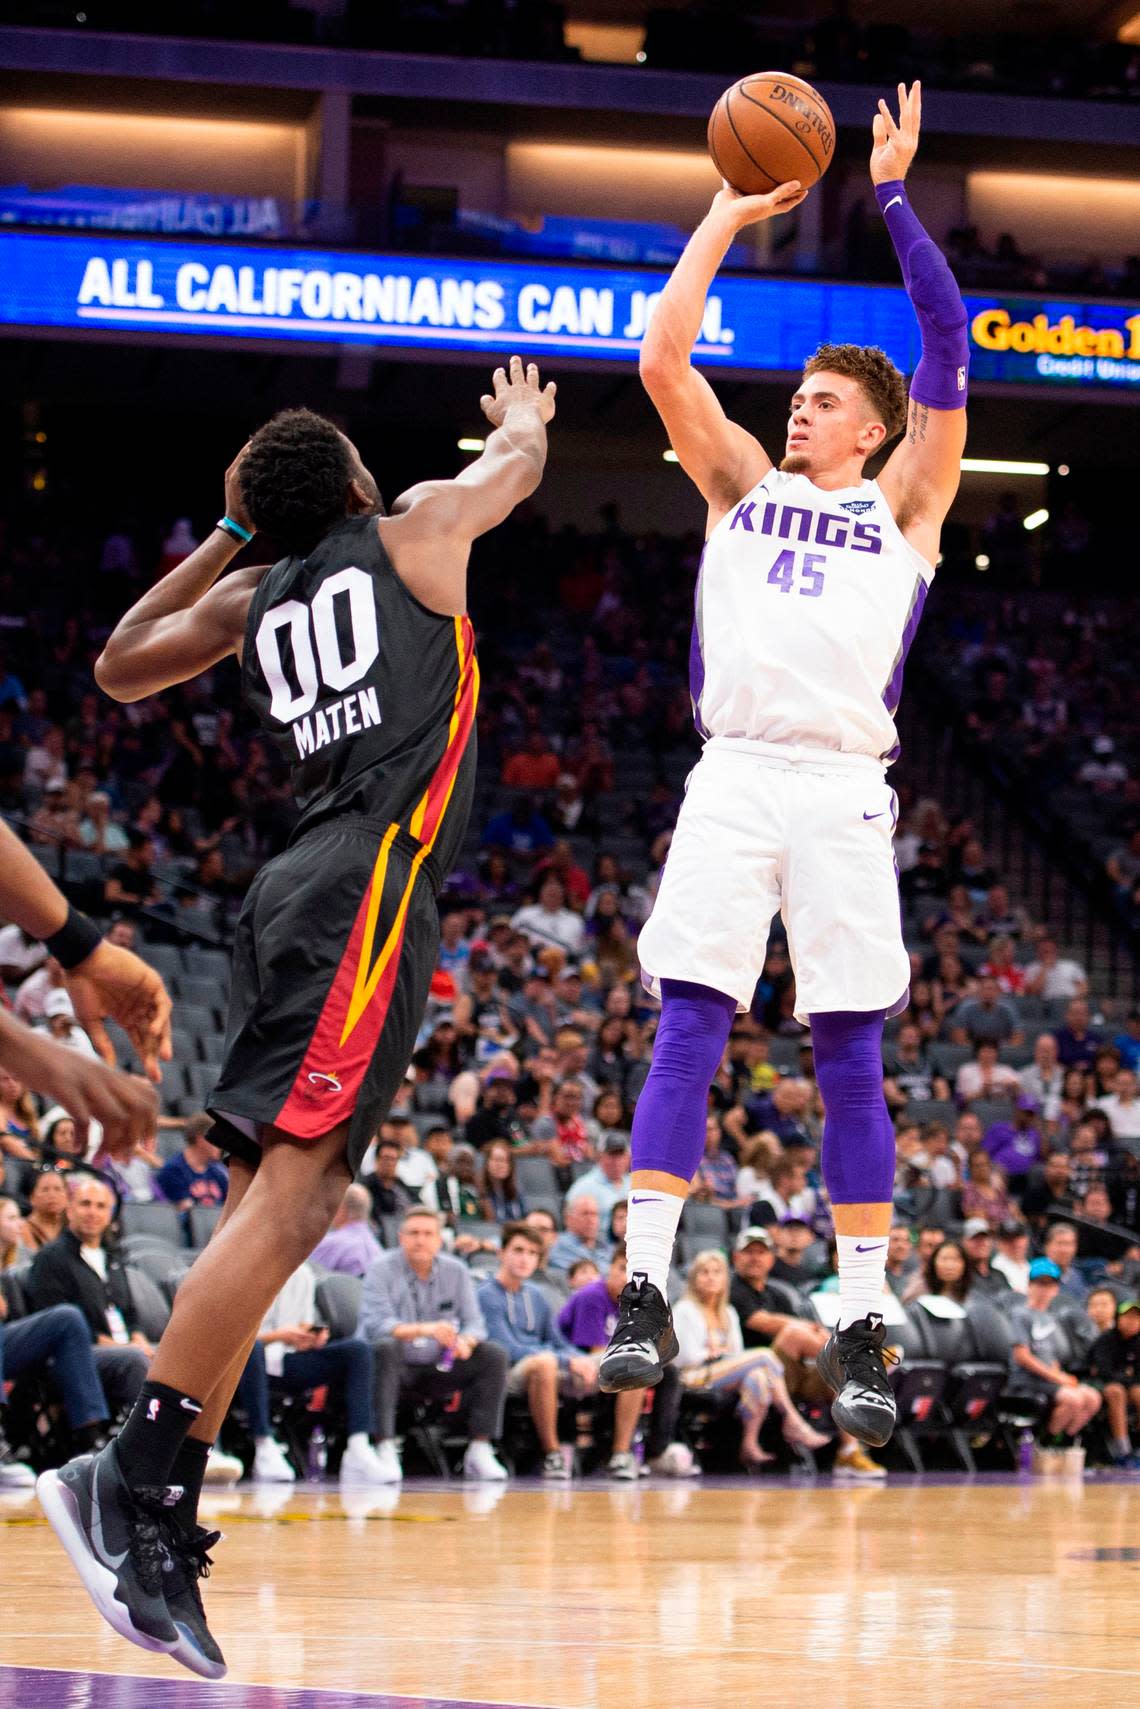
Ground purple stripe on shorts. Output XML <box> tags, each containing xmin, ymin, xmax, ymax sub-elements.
<box><xmin>688</xmin><ymin>546</ymin><xmax>710</xmax><ymax>738</ymax></box>
<box><xmin>0</xmin><ymin>1666</ymin><xmax>540</xmax><ymax>1709</ymax></box>
<box><xmin>881</xmin><ymin>571</ymin><xmax>929</xmax><ymax>720</ymax></box>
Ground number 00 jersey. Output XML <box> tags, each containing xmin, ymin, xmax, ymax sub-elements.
<box><xmin>690</xmin><ymin>470</ymin><xmax>933</xmax><ymax>765</ymax></box>
<box><xmin>241</xmin><ymin>513</ymin><xmax>478</xmax><ymax>870</ymax></box>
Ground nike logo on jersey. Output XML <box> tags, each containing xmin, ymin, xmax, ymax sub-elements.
<box><xmin>863</xmin><ymin>811</ymin><xmax>886</xmax><ymax>821</ymax></box>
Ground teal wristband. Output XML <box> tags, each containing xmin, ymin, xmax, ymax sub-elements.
<box><xmin>217</xmin><ymin>515</ymin><xmax>253</xmax><ymax>545</ymax></box>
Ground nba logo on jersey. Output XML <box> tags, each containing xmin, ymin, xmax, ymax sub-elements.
<box><xmin>147</xmin><ymin>1398</ymin><xmax>161</xmax><ymax>1423</ymax></box>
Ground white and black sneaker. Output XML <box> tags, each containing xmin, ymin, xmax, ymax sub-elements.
<box><xmin>164</xmin><ymin>1518</ymin><xmax>227</xmax><ymax>1679</ymax></box>
<box><xmin>597</xmin><ymin>1275</ymin><xmax>679</xmax><ymax>1393</ymax></box>
<box><xmin>816</xmin><ymin>1313</ymin><xmax>898</xmax><ymax>1449</ymax></box>
<box><xmin>36</xmin><ymin>1446</ymin><xmax>180</xmax><ymax>1653</ymax></box>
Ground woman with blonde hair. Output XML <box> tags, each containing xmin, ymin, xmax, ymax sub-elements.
<box><xmin>672</xmin><ymin>1249</ymin><xmax>830</xmax><ymax>1467</ymax></box>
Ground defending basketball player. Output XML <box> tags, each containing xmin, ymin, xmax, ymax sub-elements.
<box><xmin>600</xmin><ymin>84</ymin><xmax>968</xmax><ymax>1450</ymax></box>
<box><xmin>35</xmin><ymin>356</ymin><xmax>556</xmax><ymax>1678</ymax></box>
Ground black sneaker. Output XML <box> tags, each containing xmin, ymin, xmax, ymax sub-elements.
<box><xmin>35</xmin><ymin>1447</ymin><xmax>179</xmax><ymax>1653</ymax></box>
<box><xmin>597</xmin><ymin>1275</ymin><xmax>679</xmax><ymax>1392</ymax></box>
<box><xmin>164</xmin><ymin>1519</ymin><xmax>227</xmax><ymax>1679</ymax></box>
<box><xmin>816</xmin><ymin>1313</ymin><xmax>899</xmax><ymax>1448</ymax></box>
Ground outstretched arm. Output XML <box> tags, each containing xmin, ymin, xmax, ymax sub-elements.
<box><xmin>639</xmin><ymin>181</ymin><xmax>805</xmax><ymax>526</ymax></box>
<box><xmin>95</xmin><ymin>448</ymin><xmax>268</xmax><ymax>702</ymax></box>
<box><xmin>378</xmin><ymin>355</ymin><xmax>555</xmax><ymax>616</ymax></box>
<box><xmin>873</xmin><ymin>83</ymin><xmax>968</xmax><ymax>562</ymax></box>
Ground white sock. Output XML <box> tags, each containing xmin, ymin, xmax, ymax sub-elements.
<box><xmin>346</xmin><ymin>1433</ymin><xmax>369</xmax><ymax>1452</ymax></box>
<box><xmin>626</xmin><ymin>1191</ymin><xmax>685</xmax><ymax>1294</ymax></box>
<box><xmin>836</xmin><ymin>1234</ymin><xmax>889</xmax><ymax>1330</ymax></box>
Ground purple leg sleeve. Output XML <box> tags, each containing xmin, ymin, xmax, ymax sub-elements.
<box><xmin>811</xmin><ymin>1010</ymin><xmax>896</xmax><ymax>1206</ymax></box>
<box><xmin>874</xmin><ymin>178</ymin><xmax>968</xmax><ymax>412</ymax></box>
<box><xmin>631</xmin><ymin>979</ymin><xmax>737</xmax><ymax>1180</ymax></box>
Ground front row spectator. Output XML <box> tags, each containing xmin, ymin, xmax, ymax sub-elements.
<box><xmin>235</xmin><ymin>1260</ymin><xmax>391</xmax><ymax>1485</ymax></box>
<box><xmin>478</xmin><ymin>1223</ymin><xmax>599</xmax><ymax>1478</ymax></box>
<box><xmin>1007</xmin><ymin>1258</ymin><xmax>1102</xmax><ymax>1440</ymax></box>
<box><xmin>24</xmin><ymin>1176</ymin><xmax>153</xmax><ymax>1417</ymax></box>
<box><xmin>557</xmin><ymin>1244</ymin><xmax>696</xmax><ymax>1478</ymax></box>
<box><xmin>156</xmin><ymin>1113</ymin><xmax>229</xmax><ymax>1212</ymax></box>
<box><xmin>310</xmin><ymin>1184</ymin><xmax>384</xmax><ymax>1277</ymax></box>
<box><xmin>357</xmin><ymin>1207</ymin><xmax>510</xmax><ymax>1483</ymax></box>
<box><xmin>1086</xmin><ymin>1297</ymin><xmax>1140</xmax><ymax>1467</ymax></box>
<box><xmin>672</xmin><ymin>1250</ymin><xmax>830</xmax><ymax>1468</ymax></box>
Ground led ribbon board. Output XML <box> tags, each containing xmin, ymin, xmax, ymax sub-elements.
<box><xmin>0</xmin><ymin>231</ymin><xmax>1137</xmax><ymax>388</ymax></box>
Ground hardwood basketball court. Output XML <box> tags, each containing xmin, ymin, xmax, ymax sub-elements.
<box><xmin>3</xmin><ymin>1474</ymin><xmax>1139</xmax><ymax>1709</ymax></box>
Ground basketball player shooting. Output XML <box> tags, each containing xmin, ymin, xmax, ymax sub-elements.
<box><xmin>599</xmin><ymin>83</ymin><xmax>968</xmax><ymax>1450</ymax></box>
<box><xmin>35</xmin><ymin>356</ymin><xmax>556</xmax><ymax>1679</ymax></box>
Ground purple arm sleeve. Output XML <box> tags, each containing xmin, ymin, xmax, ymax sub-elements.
<box><xmin>874</xmin><ymin>179</ymin><xmax>968</xmax><ymax>412</ymax></box>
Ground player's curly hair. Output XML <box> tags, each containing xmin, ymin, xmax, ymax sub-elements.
<box><xmin>239</xmin><ymin>408</ymin><xmax>354</xmax><ymax>556</ymax></box>
<box><xmin>802</xmin><ymin>343</ymin><xmax>909</xmax><ymax>441</ymax></box>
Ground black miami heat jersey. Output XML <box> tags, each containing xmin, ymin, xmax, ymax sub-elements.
<box><xmin>240</xmin><ymin>513</ymin><xmax>478</xmax><ymax>874</ymax></box>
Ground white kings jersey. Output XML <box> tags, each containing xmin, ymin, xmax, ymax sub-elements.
<box><xmin>689</xmin><ymin>470</ymin><xmax>934</xmax><ymax>765</ymax></box>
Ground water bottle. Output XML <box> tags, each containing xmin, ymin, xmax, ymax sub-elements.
<box><xmin>1018</xmin><ymin>1429</ymin><xmax>1035</xmax><ymax>1476</ymax></box>
<box><xmin>307</xmin><ymin>1425</ymin><xmax>328</xmax><ymax>1482</ymax></box>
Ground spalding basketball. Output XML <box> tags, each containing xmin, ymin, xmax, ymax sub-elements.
<box><xmin>708</xmin><ymin>72</ymin><xmax>835</xmax><ymax>195</ymax></box>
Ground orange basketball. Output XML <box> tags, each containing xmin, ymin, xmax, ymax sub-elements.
<box><xmin>708</xmin><ymin>72</ymin><xmax>836</xmax><ymax>196</ymax></box>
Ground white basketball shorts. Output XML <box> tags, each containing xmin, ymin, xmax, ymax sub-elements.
<box><xmin>637</xmin><ymin>736</ymin><xmax>910</xmax><ymax>1020</ymax></box>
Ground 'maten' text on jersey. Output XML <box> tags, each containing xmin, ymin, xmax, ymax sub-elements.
<box><xmin>690</xmin><ymin>470</ymin><xmax>932</xmax><ymax>764</ymax></box>
<box><xmin>241</xmin><ymin>514</ymin><xmax>478</xmax><ymax>869</ymax></box>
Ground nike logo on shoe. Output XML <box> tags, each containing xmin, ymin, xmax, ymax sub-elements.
<box><xmin>854</xmin><ymin>1242</ymin><xmax>886</xmax><ymax>1253</ymax></box>
<box><xmin>90</xmin><ymin>1475</ymin><xmax>128</xmax><ymax>1571</ymax></box>
<box><xmin>863</xmin><ymin>812</ymin><xmax>886</xmax><ymax>821</ymax></box>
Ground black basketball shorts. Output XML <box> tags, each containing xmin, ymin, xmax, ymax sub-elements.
<box><xmin>208</xmin><ymin>817</ymin><xmax>441</xmax><ymax>1174</ymax></box>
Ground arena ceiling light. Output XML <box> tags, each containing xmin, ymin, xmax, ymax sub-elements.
<box><xmin>457</xmin><ymin>437</ymin><xmax>485</xmax><ymax>453</ymax></box>
<box><xmin>1023</xmin><ymin>509</ymin><xmax>1050</xmax><ymax>531</ymax></box>
<box><xmin>960</xmin><ymin>457</ymin><xmax>1050</xmax><ymax>476</ymax></box>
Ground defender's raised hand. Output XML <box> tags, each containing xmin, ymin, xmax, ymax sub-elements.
<box><xmin>481</xmin><ymin>355</ymin><xmax>557</xmax><ymax>427</ymax></box>
<box><xmin>871</xmin><ymin>81</ymin><xmax>921</xmax><ymax>184</ymax></box>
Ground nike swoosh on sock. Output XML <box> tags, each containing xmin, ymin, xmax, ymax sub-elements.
<box><xmin>631</xmin><ymin>1195</ymin><xmax>663</xmax><ymax>1205</ymax></box>
<box><xmin>854</xmin><ymin>1242</ymin><xmax>886</xmax><ymax>1253</ymax></box>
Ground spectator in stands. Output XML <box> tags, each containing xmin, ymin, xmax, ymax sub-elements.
<box><xmin>434</xmin><ymin>1145</ymin><xmax>486</xmax><ymax>1230</ymax></box>
<box><xmin>511</xmin><ymin>875</ymin><xmax>584</xmax><ymax>957</ymax></box>
<box><xmin>464</xmin><ymin>1067</ymin><xmax>530</xmax><ymax>1152</ymax></box>
<box><xmin>960</xmin><ymin>1219</ymin><xmax>1011</xmax><ymax>1297</ymax></box>
<box><xmin>389</xmin><ymin>1115</ymin><xmax>439</xmax><ymax>1199</ymax></box>
<box><xmin>358</xmin><ymin>1207</ymin><xmax>510</xmax><ymax>1482</ymax></box>
<box><xmin>479</xmin><ymin>1140</ymin><xmax>525</xmax><ymax>1224</ymax></box>
<box><xmin>882</xmin><ymin>1020</ymin><xmax>948</xmax><ymax>1108</ymax></box>
<box><xmin>1024</xmin><ymin>939</ymin><xmax>1087</xmax><ymax>1001</ymax></box>
<box><xmin>1106</xmin><ymin>829</ymin><xmax>1140</xmax><ymax>896</ymax></box>
<box><xmin>1020</xmin><ymin>1033</ymin><xmax>1064</xmax><ymax>1123</ymax></box>
<box><xmin>672</xmin><ymin>1250</ymin><xmax>829</xmax><ymax>1467</ymax></box>
<box><xmin>478</xmin><ymin>1222</ymin><xmax>597</xmax><ymax>1479</ymax></box>
<box><xmin>155</xmin><ymin>1113</ymin><xmax>228</xmax><ymax>1212</ymax></box>
<box><xmin>0</xmin><ymin>1067</ymin><xmax>40</xmax><ymax>1162</ymax></box>
<box><xmin>522</xmin><ymin>1207</ymin><xmax>566</xmax><ymax>1294</ymax></box>
<box><xmin>959</xmin><ymin>1149</ymin><xmax>1016</xmax><ymax>1228</ymax></box>
<box><xmin>1086</xmin><ymin>1300</ymin><xmax>1140</xmax><ymax>1467</ymax></box>
<box><xmin>103</xmin><ymin>830</ymin><xmax>161</xmax><ymax>916</ymax></box>
<box><xmin>362</xmin><ymin>1135</ymin><xmax>418</xmax><ymax>1225</ymax></box>
<box><xmin>905</xmin><ymin>1237</ymin><xmax>974</xmax><ymax>1305</ymax></box>
<box><xmin>13</xmin><ymin>953</ymin><xmax>66</xmax><ymax>1025</ymax></box>
<box><xmin>770</xmin><ymin>1218</ymin><xmax>818</xmax><ymax>1286</ymax></box>
<box><xmin>900</xmin><ymin>842</ymin><xmax>948</xmax><ymax>905</ymax></box>
<box><xmin>584</xmin><ymin>1085</ymin><xmax>629</xmax><ymax>1153</ymax></box>
<box><xmin>0</xmin><ymin>924</ymin><xmax>47</xmax><ymax>986</ymax></box>
<box><xmin>1095</xmin><ymin>1069</ymin><xmax>1140</xmax><ymax>1151</ymax></box>
<box><xmin>38</xmin><ymin>988</ymin><xmax>100</xmax><ymax>1060</ymax></box>
<box><xmin>982</xmin><ymin>1096</ymin><xmax>1045</xmax><ymax>1193</ymax></box>
<box><xmin>24</xmin><ymin>1176</ymin><xmax>152</xmax><ymax>1416</ymax></box>
<box><xmin>310</xmin><ymin>1184</ymin><xmax>384</xmax><ymax>1277</ymax></box>
<box><xmin>436</xmin><ymin>911</ymin><xmax>471</xmax><ymax>988</ymax></box>
<box><xmin>955</xmin><ymin>1040</ymin><xmax>1022</xmax><ymax>1104</ymax></box>
<box><xmin>18</xmin><ymin>1168</ymin><xmax>68</xmax><ymax>1252</ymax></box>
<box><xmin>1007</xmin><ymin>1259</ymin><xmax>1102</xmax><ymax>1439</ymax></box>
<box><xmin>480</xmin><ymin>798</ymin><xmax>554</xmax><ymax>858</ymax></box>
<box><xmin>78</xmin><ymin>789</ymin><xmax>128</xmax><ymax>856</ymax></box>
<box><xmin>885</xmin><ymin>1223</ymin><xmax>914</xmax><ymax>1298</ymax></box>
<box><xmin>992</xmin><ymin>1220</ymin><xmax>1031</xmax><ymax>1293</ymax></box>
<box><xmin>1090</xmin><ymin>1047</ymin><xmax>1122</xmax><ymax>1101</ymax></box>
<box><xmin>690</xmin><ymin>1114</ymin><xmax>746</xmax><ymax>1214</ymax></box>
<box><xmin>236</xmin><ymin>1259</ymin><xmax>391</xmax><ymax>1485</ymax></box>
<box><xmin>29</xmin><ymin>779</ymin><xmax>80</xmax><ymax>850</ymax></box>
<box><xmin>501</xmin><ymin>731</ymin><xmax>561</xmax><ymax>792</ymax></box>
<box><xmin>977</xmin><ymin>884</ymin><xmax>1032</xmax><ymax>945</ymax></box>
<box><xmin>564</xmin><ymin>1135</ymin><xmax>631</xmax><ymax>1224</ymax></box>
<box><xmin>978</xmin><ymin>936</ymin><xmax>1027</xmax><ymax>996</ymax></box>
<box><xmin>586</xmin><ymin>891</ymin><xmax>637</xmax><ymax>985</ymax></box>
<box><xmin>745</xmin><ymin>1079</ymin><xmax>815</xmax><ymax>1150</ymax></box>
<box><xmin>567</xmin><ymin>1258</ymin><xmax>599</xmax><ymax>1290</ymax></box>
<box><xmin>530</xmin><ymin>1078</ymin><xmax>593</xmax><ymax>1173</ymax></box>
<box><xmin>1055</xmin><ymin>998</ymin><xmax>1102</xmax><ymax>1070</ymax></box>
<box><xmin>556</xmin><ymin>1243</ymin><xmax>694</xmax><ymax>1480</ymax></box>
<box><xmin>750</xmin><ymin>1155</ymin><xmax>812</xmax><ymax>1229</ymax></box>
<box><xmin>90</xmin><ymin>1122</ymin><xmax>163</xmax><ymax>1205</ymax></box>
<box><xmin>950</xmin><ymin>978</ymin><xmax>1023</xmax><ymax>1050</ymax></box>
<box><xmin>0</xmin><ymin>1272</ymin><xmax>113</xmax><ymax>1481</ymax></box>
<box><xmin>1043</xmin><ymin>1222</ymin><xmax>1088</xmax><ymax>1303</ymax></box>
<box><xmin>1111</xmin><ymin>1013</ymin><xmax>1140</xmax><ymax>1074</ymax></box>
<box><xmin>548</xmin><ymin>1195</ymin><xmax>612</xmax><ymax>1277</ymax></box>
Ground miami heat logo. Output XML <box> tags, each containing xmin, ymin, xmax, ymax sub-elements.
<box><xmin>307</xmin><ymin>1070</ymin><xmax>343</xmax><ymax>1092</ymax></box>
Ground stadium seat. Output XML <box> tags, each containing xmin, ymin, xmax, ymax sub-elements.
<box><xmin>766</xmin><ymin>1038</ymin><xmax>803</xmax><ymax>1074</ymax></box>
<box><xmin>119</xmin><ymin>1201</ymin><xmax>185</xmax><ymax>1246</ymax></box>
<box><xmin>904</xmin><ymin>1098</ymin><xmax>957</xmax><ymax>1128</ymax></box>
<box><xmin>186</xmin><ymin>1063</ymin><xmax>220</xmax><ymax>1104</ymax></box>
<box><xmin>139</xmin><ymin>943</ymin><xmax>185</xmax><ymax>985</ymax></box>
<box><xmin>520</xmin><ymin>1193</ymin><xmax>562</xmax><ymax>1226</ymax></box>
<box><xmin>176</xmin><ymin>1004</ymin><xmax>219</xmax><ymax>1039</ymax></box>
<box><xmin>970</xmin><ymin>1098</ymin><xmax>1016</xmax><ymax>1131</ymax></box>
<box><xmin>170</xmin><ymin>1028</ymin><xmax>199</xmax><ymax>1064</ymax></box>
<box><xmin>929</xmin><ymin>1043</ymin><xmax>972</xmax><ymax>1077</ymax></box>
<box><xmin>183</xmin><ymin>947</ymin><xmax>231</xmax><ymax>985</ymax></box>
<box><xmin>680</xmin><ymin>1202</ymin><xmax>730</xmax><ymax>1246</ymax></box>
<box><xmin>177</xmin><ymin>975</ymin><xmax>225</xmax><ymax>1010</ymax></box>
<box><xmin>188</xmin><ymin>1205</ymin><xmax>222</xmax><ymax>1249</ymax></box>
<box><xmin>314</xmin><ymin>1272</ymin><xmax>363</xmax><ymax>1339</ymax></box>
<box><xmin>124</xmin><ymin>1265</ymin><xmax>172</xmax><ymax>1341</ymax></box>
<box><xmin>514</xmin><ymin>1156</ymin><xmax>560</xmax><ymax>1200</ymax></box>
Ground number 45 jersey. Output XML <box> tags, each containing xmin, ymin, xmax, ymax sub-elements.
<box><xmin>242</xmin><ymin>513</ymin><xmax>479</xmax><ymax>872</ymax></box>
<box><xmin>691</xmin><ymin>470</ymin><xmax>933</xmax><ymax>766</ymax></box>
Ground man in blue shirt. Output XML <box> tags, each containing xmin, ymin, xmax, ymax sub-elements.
<box><xmin>479</xmin><ymin>1222</ymin><xmax>598</xmax><ymax>1479</ymax></box>
<box><xmin>547</xmin><ymin>1195</ymin><xmax>612</xmax><ymax>1277</ymax></box>
<box><xmin>155</xmin><ymin>1115</ymin><xmax>229</xmax><ymax>1214</ymax></box>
